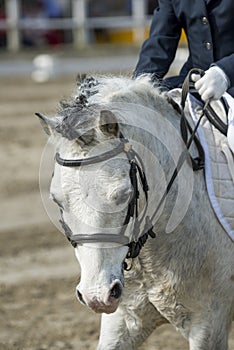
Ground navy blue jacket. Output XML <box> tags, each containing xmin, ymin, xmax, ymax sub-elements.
<box><xmin>134</xmin><ymin>0</ymin><xmax>234</xmax><ymax>95</ymax></box>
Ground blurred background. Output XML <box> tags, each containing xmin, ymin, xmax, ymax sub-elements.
<box><xmin>1</xmin><ymin>1</ymin><xmax>232</xmax><ymax>350</ymax></box>
<box><xmin>0</xmin><ymin>0</ymin><xmax>172</xmax><ymax>50</ymax></box>
<box><xmin>0</xmin><ymin>0</ymin><xmax>188</xmax><ymax>78</ymax></box>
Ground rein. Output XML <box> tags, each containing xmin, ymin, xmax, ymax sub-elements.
<box><xmin>168</xmin><ymin>68</ymin><xmax>229</xmax><ymax>171</ymax></box>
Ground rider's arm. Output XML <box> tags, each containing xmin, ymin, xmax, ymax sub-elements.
<box><xmin>133</xmin><ymin>0</ymin><xmax>181</xmax><ymax>79</ymax></box>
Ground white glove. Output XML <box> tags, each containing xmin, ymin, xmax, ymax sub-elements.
<box><xmin>191</xmin><ymin>66</ymin><xmax>229</xmax><ymax>102</ymax></box>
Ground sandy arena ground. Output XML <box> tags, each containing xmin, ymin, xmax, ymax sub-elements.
<box><xmin>0</xmin><ymin>74</ymin><xmax>233</xmax><ymax>350</ymax></box>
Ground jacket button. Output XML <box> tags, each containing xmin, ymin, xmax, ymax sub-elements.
<box><xmin>206</xmin><ymin>42</ymin><xmax>212</xmax><ymax>50</ymax></box>
<box><xmin>202</xmin><ymin>16</ymin><xmax>208</xmax><ymax>24</ymax></box>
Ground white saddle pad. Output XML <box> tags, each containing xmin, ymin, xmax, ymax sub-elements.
<box><xmin>188</xmin><ymin>93</ymin><xmax>234</xmax><ymax>241</ymax></box>
<box><xmin>169</xmin><ymin>89</ymin><xmax>234</xmax><ymax>242</ymax></box>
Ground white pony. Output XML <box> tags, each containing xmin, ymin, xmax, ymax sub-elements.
<box><xmin>37</xmin><ymin>75</ymin><xmax>234</xmax><ymax>350</ymax></box>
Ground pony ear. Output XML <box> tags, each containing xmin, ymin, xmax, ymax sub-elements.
<box><xmin>99</xmin><ymin>110</ymin><xmax>119</xmax><ymax>137</ymax></box>
<box><xmin>35</xmin><ymin>112</ymin><xmax>59</xmax><ymax>136</ymax></box>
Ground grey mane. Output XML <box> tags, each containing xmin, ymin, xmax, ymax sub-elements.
<box><xmin>54</xmin><ymin>75</ymin><xmax>175</xmax><ymax>142</ymax></box>
<box><xmin>55</xmin><ymin>76</ymin><xmax>101</xmax><ymax>141</ymax></box>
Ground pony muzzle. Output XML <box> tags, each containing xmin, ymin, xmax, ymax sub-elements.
<box><xmin>76</xmin><ymin>280</ymin><xmax>123</xmax><ymax>314</ymax></box>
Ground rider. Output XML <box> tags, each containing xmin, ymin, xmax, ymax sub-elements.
<box><xmin>133</xmin><ymin>0</ymin><xmax>234</xmax><ymax>102</ymax></box>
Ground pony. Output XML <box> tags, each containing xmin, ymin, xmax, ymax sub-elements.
<box><xmin>37</xmin><ymin>75</ymin><xmax>234</xmax><ymax>350</ymax></box>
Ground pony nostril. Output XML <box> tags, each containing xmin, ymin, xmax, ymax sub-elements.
<box><xmin>110</xmin><ymin>282</ymin><xmax>122</xmax><ymax>299</ymax></box>
<box><xmin>76</xmin><ymin>289</ymin><xmax>86</xmax><ymax>305</ymax></box>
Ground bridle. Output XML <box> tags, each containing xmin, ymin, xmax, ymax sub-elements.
<box><xmin>56</xmin><ymin>132</ymin><xmax>156</xmax><ymax>262</ymax></box>
<box><xmin>52</xmin><ymin>68</ymin><xmax>228</xmax><ymax>267</ymax></box>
